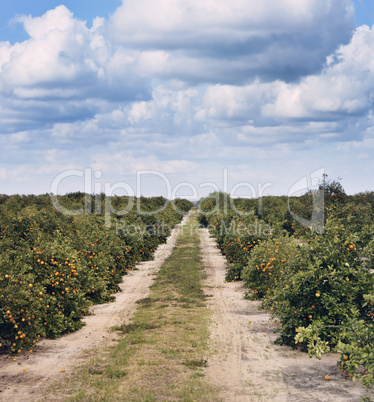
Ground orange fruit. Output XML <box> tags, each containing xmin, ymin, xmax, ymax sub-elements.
<box><xmin>325</xmin><ymin>375</ymin><xmax>330</xmax><ymax>381</ymax></box>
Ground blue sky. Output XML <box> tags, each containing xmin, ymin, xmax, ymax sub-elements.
<box><xmin>355</xmin><ymin>0</ymin><xmax>374</xmax><ymax>26</ymax></box>
<box><xmin>0</xmin><ymin>1</ymin><xmax>374</xmax><ymax>198</ymax></box>
<box><xmin>0</xmin><ymin>1</ymin><xmax>121</xmax><ymax>43</ymax></box>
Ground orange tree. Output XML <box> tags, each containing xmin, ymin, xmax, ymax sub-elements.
<box><xmin>258</xmin><ymin>217</ymin><xmax>374</xmax><ymax>346</ymax></box>
<box><xmin>0</xmin><ymin>193</ymin><xmax>192</xmax><ymax>353</ymax></box>
<box><xmin>242</xmin><ymin>235</ymin><xmax>308</xmax><ymax>299</ymax></box>
<box><xmin>252</xmin><ymin>216</ymin><xmax>374</xmax><ymax>388</ymax></box>
<box><xmin>198</xmin><ymin>193</ymin><xmax>269</xmax><ymax>280</ymax></box>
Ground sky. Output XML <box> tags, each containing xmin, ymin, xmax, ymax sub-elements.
<box><xmin>0</xmin><ymin>1</ymin><xmax>374</xmax><ymax>199</ymax></box>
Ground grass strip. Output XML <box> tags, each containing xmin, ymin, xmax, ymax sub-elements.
<box><xmin>50</xmin><ymin>212</ymin><xmax>217</xmax><ymax>401</ymax></box>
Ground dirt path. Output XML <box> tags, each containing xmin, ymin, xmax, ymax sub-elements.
<box><xmin>0</xmin><ymin>217</ymin><xmax>187</xmax><ymax>401</ymax></box>
<box><xmin>201</xmin><ymin>227</ymin><xmax>374</xmax><ymax>402</ymax></box>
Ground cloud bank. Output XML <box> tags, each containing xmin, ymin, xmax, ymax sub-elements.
<box><xmin>0</xmin><ymin>1</ymin><xmax>373</xmax><ymax>196</ymax></box>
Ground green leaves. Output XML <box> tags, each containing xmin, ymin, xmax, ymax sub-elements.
<box><xmin>295</xmin><ymin>323</ymin><xmax>331</xmax><ymax>359</ymax></box>
<box><xmin>335</xmin><ymin>315</ymin><xmax>374</xmax><ymax>388</ymax></box>
<box><xmin>0</xmin><ymin>193</ymin><xmax>192</xmax><ymax>354</ymax></box>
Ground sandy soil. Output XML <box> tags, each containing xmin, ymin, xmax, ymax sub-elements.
<box><xmin>0</xmin><ymin>217</ymin><xmax>187</xmax><ymax>401</ymax></box>
<box><xmin>201</xmin><ymin>227</ymin><xmax>374</xmax><ymax>402</ymax></box>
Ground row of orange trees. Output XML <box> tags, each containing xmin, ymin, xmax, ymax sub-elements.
<box><xmin>0</xmin><ymin>193</ymin><xmax>193</xmax><ymax>353</ymax></box>
<box><xmin>199</xmin><ymin>183</ymin><xmax>374</xmax><ymax>387</ymax></box>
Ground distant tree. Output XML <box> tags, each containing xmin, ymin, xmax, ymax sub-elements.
<box><xmin>318</xmin><ymin>173</ymin><xmax>346</xmax><ymax>208</ymax></box>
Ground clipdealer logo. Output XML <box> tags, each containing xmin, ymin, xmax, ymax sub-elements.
<box><xmin>49</xmin><ymin>167</ymin><xmax>326</xmax><ymax>233</ymax></box>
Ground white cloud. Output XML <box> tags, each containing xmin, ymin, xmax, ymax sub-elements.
<box><xmin>0</xmin><ymin>168</ymin><xmax>7</xmax><ymax>181</ymax></box>
<box><xmin>90</xmin><ymin>150</ymin><xmax>198</xmax><ymax>175</ymax></box>
<box><xmin>9</xmin><ymin>131</ymin><xmax>30</xmax><ymax>143</ymax></box>
<box><xmin>1</xmin><ymin>2</ymin><xmax>374</xmax><ymax>196</ymax></box>
<box><xmin>0</xmin><ymin>5</ymin><xmax>150</xmax><ymax>117</ymax></box>
<box><xmin>127</xmin><ymin>102</ymin><xmax>152</xmax><ymax>124</ymax></box>
<box><xmin>15</xmin><ymin>6</ymin><xmax>77</xmax><ymax>40</ymax></box>
<box><xmin>186</xmin><ymin>24</ymin><xmax>374</xmax><ymax>148</ymax></box>
<box><xmin>109</xmin><ymin>0</ymin><xmax>354</xmax><ymax>82</ymax></box>
<box><xmin>195</xmin><ymin>82</ymin><xmax>278</xmax><ymax>121</ymax></box>
<box><xmin>3</xmin><ymin>7</ymin><xmax>92</xmax><ymax>87</ymax></box>
<box><xmin>125</xmin><ymin>85</ymin><xmax>200</xmax><ymax>134</ymax></box>
<box><xmin>111</xmin><ymin>0</ymin><xmax>353</xmax><ymax>44</ymax></box>
<box><xmin>261</xmin><ymin>25</ymin><xmax>374</xmax><ymax>123</ymax></box>
<box><xmin>0</xmin><ymin>2</ymin><xmax>358</xmax><ymax>136</ymax></box>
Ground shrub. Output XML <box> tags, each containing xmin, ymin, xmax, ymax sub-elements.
<box><xmin>242</xmin><ymin>235</ymin><xmax>308</xmax><ymax>299</ymax></box>
<box><xmin>0</xmin><ymin>193</ymin><xmax>190</xmax><ymax>354</ymax></box>
<box><xmin>264</xmin><ymin>219</ymin><xmax>374</xmax><ymax>349</ymax></box>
